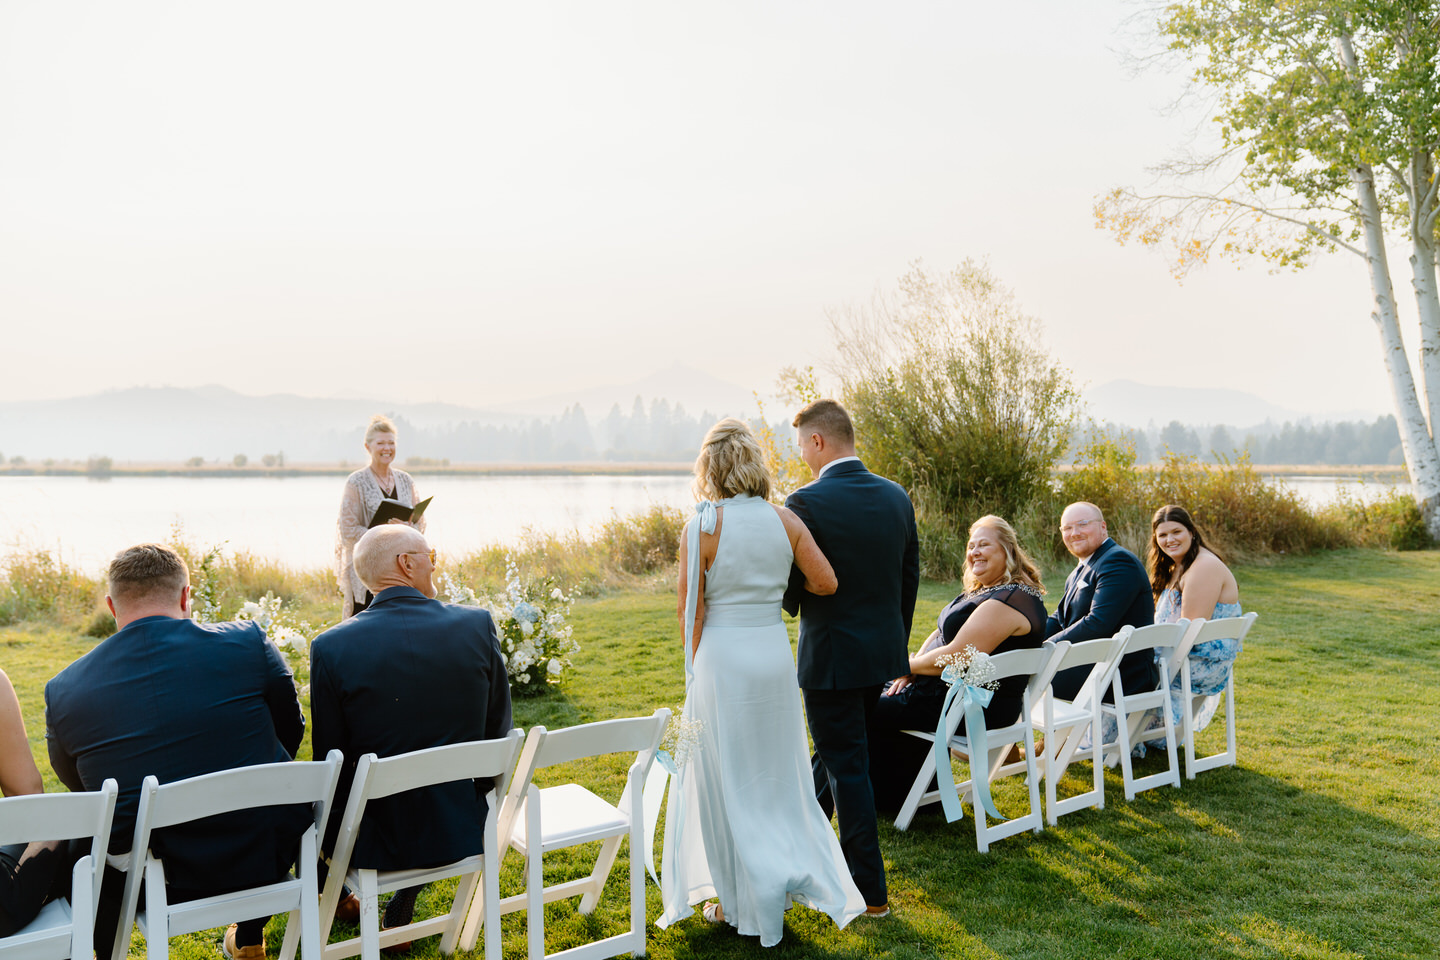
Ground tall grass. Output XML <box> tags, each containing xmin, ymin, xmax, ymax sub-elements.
<box><xmin>0</xmin><ymin>505</ymin><xmax>690</xmax><ymax>635</ymax></box>
<box><xmin>0</xmin><ymin>551</ymin><xmax>103</xmax><ymax>628</ymax></box>
<box><xmin>1049</xmin><ymin>440</ymin><xmax>1353</xmax><ymax>563</ymax></box>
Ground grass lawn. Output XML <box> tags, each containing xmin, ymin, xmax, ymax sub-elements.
<box><xmin>4</xmin><ymin>549</ymin><xmax>1436</xmax><ymax>959</ymax></box>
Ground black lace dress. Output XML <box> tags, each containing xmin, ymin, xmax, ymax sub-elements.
<box><xmin>867</xmin><ymin>583</ymin><xmax>1046</xmax><ymax>814</ymax></box>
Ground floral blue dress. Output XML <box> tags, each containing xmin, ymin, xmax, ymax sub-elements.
<box><xmin>1138</xmin><ymin>590</ymin><xmax>1243</xmax><ymax>749</ymax></box>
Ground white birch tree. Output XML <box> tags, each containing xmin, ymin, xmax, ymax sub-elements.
<box><xmin>1097</xmin><ymin>0</ymin><xmax>1440</xmax><ymax>535</ymax></box>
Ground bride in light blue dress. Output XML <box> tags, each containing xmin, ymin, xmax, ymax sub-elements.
<box><xmin>658</xmin><ymin>419</ymin><xmax>864</xmax><ymax>947</ymax></box>
<box><xmin>1145</xmin><ymin>504</ymin><xmax>1243</xmax><ymax>743</ymax></box>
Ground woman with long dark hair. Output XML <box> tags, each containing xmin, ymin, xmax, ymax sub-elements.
<box><xmin>1146</xmin><ymin>504</ymin><xmax>1243</xmax><ymax>741</ymax></box>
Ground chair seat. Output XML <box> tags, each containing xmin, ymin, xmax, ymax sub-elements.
<box><xmin>516</xmin><ymin>784</ymin><xmax>628</xmax><ymax>853</ymax></box>
<box><xmin>8</xmin><ymin>897</ymin><xmax>73</xmax><ymax>954</ymax></box>
<box><xmin>1031</xmin><ymin>697</ymin><xmax>1089</xmax><ymax>729</ymax></box>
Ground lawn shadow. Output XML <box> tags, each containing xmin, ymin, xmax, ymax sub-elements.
<box><xmin>883</xmin><ymin>759</ymin><xmax>1436</xmax><ymax>959</ymax></box>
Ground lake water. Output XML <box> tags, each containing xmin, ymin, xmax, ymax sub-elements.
<box><xmin>0</xmin><ymin>474</ymin><xmax>697</xmax><ymax>573</ymax></box>
<box><xmin>0</xmin><ymin>472</ymin><xmax>1404</xmax><ymax>573</ymax></box>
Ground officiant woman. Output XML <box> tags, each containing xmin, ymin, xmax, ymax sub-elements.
<box><xmin>334</xmin><ymin>414</ymin><xmax>426</xmax><ymax>618</ymax></box>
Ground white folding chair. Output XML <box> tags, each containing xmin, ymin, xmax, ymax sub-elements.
<box><xmin>108</xmin><ymin>752</ymin><xmax>342</xmax><ymax>960</ymax></box>
<box><xmin>306</xmin><ymin>730</ymin><xmax>525</xmax><ymax>960</ymax></box>
<box><xmin>1031</xmin><ymin>631</ymin><xmax>1130</xmax><ymax>825</ymax></box>
<box><xmin>1100</xmin><ymin>621</ymin><xmax>1190</xmax><ymax>800</ymax></box>
<box><xmin>1172</xmin><ymin>612</ymin><xmax>1258</xmax><ymax>779</ymax></box>
<box><xmin>0</xmin><ymin>779</ymin><xmax>117</xmax><ymax>960</ymax></box>
<box><xmin>460</xmin><ymin>709</ymin><xmax>670</xmax><ymax>960</ymax></box>
<box><xmin>895</xmin><ymin>641</ymin><xmax>1064</xmax><ymax>851</ymax></box>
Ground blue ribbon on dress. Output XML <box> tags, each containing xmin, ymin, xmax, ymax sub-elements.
<box><xmin>932</xmin><ymin>670</ymin><xmax>1003</xmax><ymax>823</ymax></box>
<box><xmin>681</xmin><ymin>500</ymin><xmax>717</xmax><ymax>686</ymax></box>
<box><xmin>645</xmin><ymin>500</ymin><xmax>718</xmax><ymax>888</ymax></box>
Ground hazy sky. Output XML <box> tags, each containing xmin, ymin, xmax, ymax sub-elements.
<box><xmin>0</xmin><ymin>1</ymin><xmax>1407</xmax><ymax>419</ymax></box>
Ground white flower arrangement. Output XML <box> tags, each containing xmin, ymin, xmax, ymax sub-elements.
<box><xmin>439</xmin><ymin>555</ymin><xmax>578</xmax><ymax>694</ymax></box>
<box><xmin>659</xmin><ymin>708</ymin><xmax>704</xmax><ymax>768</ymax></box>
<box><xmin>197</xmin><ymin>590</ymin><xmax>318</xmax><ymax>696</ymax></box>
<box><xmin>935</xmin><ymin>647</ymin><xmax>999</xmax><ymax>691</ymax></box>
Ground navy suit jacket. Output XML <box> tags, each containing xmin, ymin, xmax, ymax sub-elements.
<box><xmin>1046</xmin><ymin>538</ymin><xmax>1158</xmax><ymax>696</ymax></box>
<box><xmin>45</xmin><ymin>616</ymin><xmax>308</xmax><ymax>891</ymax></box>
<box><xmin>309</xmin><ymin>586</ymin><xmax>512</xmax><ymax>871</ymax></box>
<box><xmin>782</xmin><ymin>459</ymin><xmax>920</xmax><ymax>690</ymax></box>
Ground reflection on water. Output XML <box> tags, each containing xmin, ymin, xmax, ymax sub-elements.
<box><xmin>1</xmin><ymin>474</ymin><xmax>696</xmax><ymax>572</ymax></box>
<box><xmin>1</xmin><ymin>472</ymin><xmax>1406</xmax><ymax>573</ymax></box>
<box><xmin>1269</xmin><ymin>474</ymin><xmax>1403</xmax><ymax>508</ymax></box>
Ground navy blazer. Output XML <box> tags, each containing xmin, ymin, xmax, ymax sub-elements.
<box><xmin>309</xmin><ymin>586</ymin><xmax>512</xmax><ymax>871</ymax></box>
<box><xmin>783</xmin><ymin>459</ymin><xmax>920</xmax><ymax>690</ymax></box>
<box><xmin>1046</xmin><ymin>538</ymin><xmax>1158</xmax><ymax>697</ymax></box>
<box><xmin>45</xmin><ymin>617</ymin><xmax>308</xmax><ymax>891</ymax></box>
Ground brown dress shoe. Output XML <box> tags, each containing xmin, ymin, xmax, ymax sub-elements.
<box><xmin>862</xmin><ymin>903</ymin><xmax>891</xmax><ymax>918</ymax></box>
<box><xmin>223</xmin><ymin>923</ymin><xmax>267</xmax><ymax>960</ymax></box>
<box><xmin>334</xmin><ymin>892</ymin><xmax>361</xmax><ymax>924</ymax></box>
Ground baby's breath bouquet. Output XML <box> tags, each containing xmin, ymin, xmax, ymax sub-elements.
<box><xmin>441</xmin><ymin>555</ymin><xmax>578</xmax><ymax>694</ymax></box>
<box><xmin>658</xmin><ymin>707</ymin><xmax>704</xmax><ymax>770</ymax></box>
<box><xmin>934</xmin><ymin>647</ymin><xmax>998</xmax><ymax>691</ymax></box>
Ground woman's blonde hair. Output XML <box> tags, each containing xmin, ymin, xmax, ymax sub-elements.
<box><xmin>693</xmin><ymin>418</ymin><xmax>773</xmax><ymax>502</ymax></box>
<box><xmin>963</xmin><ymin>515</ymin><xmax>1045</xmax><ymax>594</ymax></box>
<box><xmin>364</xmin><ymin>414</ymin><xmax>398</xmax><ymax>444</ymax></box>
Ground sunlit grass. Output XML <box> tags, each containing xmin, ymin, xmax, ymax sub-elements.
<box><xmin>4</xmin><ymin>549</ymin><xmax>1436</xmax><ymax>958</ymax></box>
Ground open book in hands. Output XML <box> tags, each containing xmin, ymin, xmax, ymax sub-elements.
<box><xmin>368</xmin><ymin>495</ymin><xmax>433</xmax><ymax>528</ymax></box>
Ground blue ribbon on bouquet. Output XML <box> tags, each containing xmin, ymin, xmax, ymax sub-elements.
<box><xmin>933</xmin><ymin>671</ymin><xmax>1003</xmax><ymax>823</ymax></box>
<box><xmin>642</xmin><ymin>748</ymin><xmax>679</xmax><ymax>886</ymax></box>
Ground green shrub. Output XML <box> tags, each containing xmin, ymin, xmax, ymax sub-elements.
<box><xmin>825</xmin><ymin>261</ymin><xmax>1080</xmax><ymax>578</ymax></box>
<box><xmin>1054</xmin><ymin>440</ymin><xmax>1351</xmax><ymax>562</ymax></box>
<box><xmin>1318</xmin><ymin>487</ymin><xmax>1433</xmax><ymax>550</ymax></box>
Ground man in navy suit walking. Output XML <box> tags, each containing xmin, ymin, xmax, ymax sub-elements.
<box><xmin>1047</xmin><ymin>501</ymin><xmax>1157</xmax><ymax>701</ymax></box>
<box><xmin>309</xmin><ymin>523</ymin><xmax>511</xmax><ymax>935</ymax></box>
<box><xmin>45</xmin><ymin>543</ymin><xmax>308</xmax><ymax>960</ymax></box>
<box><xmin>782</xmin><ymin>400</ymin><xmax>918</xmax><ymax>918</ymax></box>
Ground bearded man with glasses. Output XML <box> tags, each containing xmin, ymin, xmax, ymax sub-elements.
<box><xmin>1046</xmin><ymin>501</ymin><xmax>1157</xmax><ymax>703</ymax></box>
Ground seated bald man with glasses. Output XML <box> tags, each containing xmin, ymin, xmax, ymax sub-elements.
<box><xmin>1046</xmin><ymin>501</ymin><xmax>1157</xmax><ymax>703</ymax></box>
<box><xmin>309</xmin><ymin>525</ymin><xmax>512</xmax><ymax>937</ymax></box>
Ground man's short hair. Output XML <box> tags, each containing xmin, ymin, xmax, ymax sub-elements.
<box><xmin>108</xmin><ymin>543</ymin><xmax>189</xmax><ymax>606</ymax></box>
<box><xmin>353</xmin><ymin>525</ymin><xmax>426</xmax><ymax>592</ymax></box>
<box><xmin>792</xmin><ymin>399</ymin><xmax>855</xmax><ymax>446</ymax></box>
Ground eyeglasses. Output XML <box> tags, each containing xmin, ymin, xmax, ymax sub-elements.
<box><xmin>1059</xmin><ymin>519</ymin><xmax>1099</xmax><ymax>535</ymax></box>
<box><xmin>398</xmin><ymin>549</ymin><xmax>437</xmax><ymax>564</ymax></box>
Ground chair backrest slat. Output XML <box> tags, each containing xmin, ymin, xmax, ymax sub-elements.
<box><xmin>1122</xmin><ymin>620</ymin><xmax>1189</xmax><ymax>656</ymax></box>
<box><xmin>359</xmin><ymin>732</ymin><xmax>525</xmax><ymax>802</ymax></box>
<box><xmin>530</xmin><ymin>714</ymin><xmax>668</xmax><ymax>770</ymax></box>
<box><xmin>0</xmin><ymin>781</ymin><xmax>117</xmax><ymax>846</ymax></box>
<box><xmin>143</xmin><ymin>755</ymin><xmax>344</xmax><ymax>831</ymax></box>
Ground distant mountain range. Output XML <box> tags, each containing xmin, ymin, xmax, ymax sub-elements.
<box><xmin>0</xmin><ymin>366</ymin><xmax>757</xmax><ymax>462</ymax></box>
<box><xmin>1082</xmin><ymin>380</ymin><xmax>1383</xmax><ymax>430</ymax></box>
<box><xmin>0</xmin><ymin>372</ymin><xmax>1387</xmax><ymax>463</ymax></box>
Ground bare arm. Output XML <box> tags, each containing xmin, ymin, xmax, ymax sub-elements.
<box><xmin>1178</xmin><ymin>550</ymin><xmax>1237</xmax><ymax>619</ymax></box>
<box><xmin>908</xmin><ymin>599</ymin><xmax>1031</xmax><ymax>677</ymax></box>
<box><xmin>676</xmin><ymin>529</ymin><xmax>708</xmax><ymax>655</ymax></box>
<box><xmin>777</xmin><ymin>505</ymin><xmax>836</xmax><ymax>596</ymax></box>
<box><xmin>1</xmin><ymin>670</ymin><xmax>44</xmax><ymax>797</ymax></box>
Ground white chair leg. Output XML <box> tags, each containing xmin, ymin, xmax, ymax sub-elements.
<box><xmin>578</xmin><ymin>834</ymin><xmax>622</xmax><ymax>914</ymax></box>
<box><xmin>440</xmin><ymin>871</ymin><xmax>479</xmax><ymax>954</ymax></box>
<box><xmin>357</xmin><ymin>871</ymin><xmax>381</xmax><ymax>960</ymax></box>
<box><xmin>145</xmin><ymin>860</ymin><xmax>169</xmax><ymax>960</ymax></box>
<box><xmin>894</xmin><ymin>743</ymin><xmax>939</xmax><ymax>831</ymax></box>
<box><xmin>526</xmin><ymin>797</ymin><xmax>544</xmax><ymax>960</ymax></box>
<box><xmin>71</xmin><ymin>856</ymin><xmax>94</xmax><ymax>960</ymax></box>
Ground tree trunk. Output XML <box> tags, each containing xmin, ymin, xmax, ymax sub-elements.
<box><xmin>1411</xmin><ymin>150</ymin><xmax>1440</xmax><ymax>441</ymax></box>
<box><xmin>1353</xmin><ymin>163</ymin><xmax>1440</xmax><ymax>536</ymax></box>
